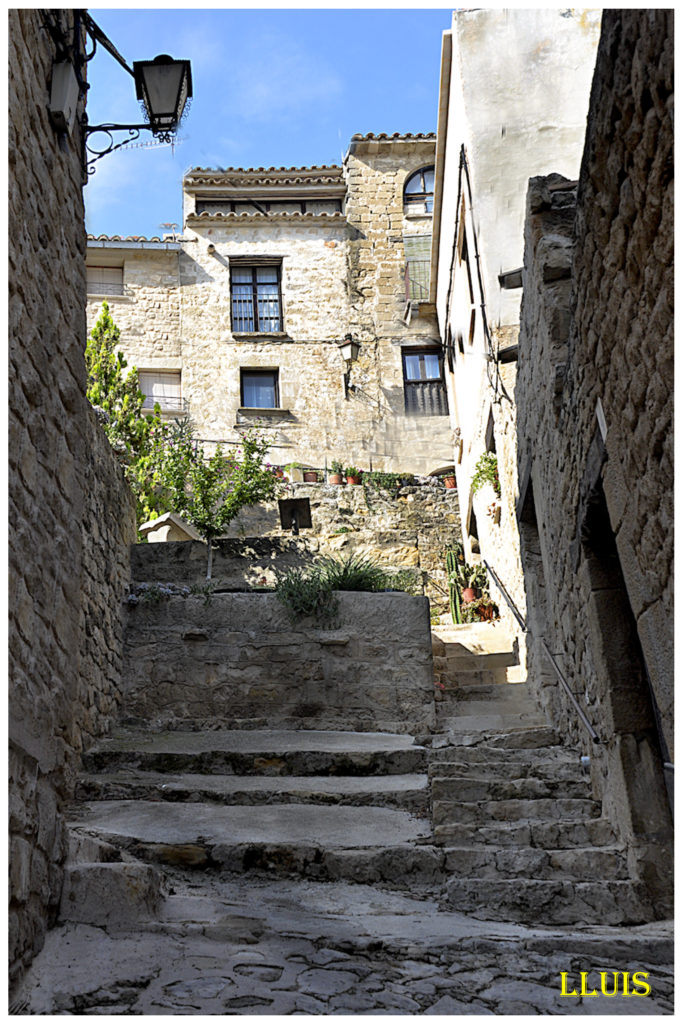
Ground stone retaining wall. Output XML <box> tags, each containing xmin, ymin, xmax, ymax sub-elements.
<box><xmin>122</xmin><ymin>593</ymin><xmax>435</xmax><ymax>734</ymax></box>
<box><xmin>132</xmin><ymin>480</ymin><xmax>462</xmax><ymax>615</ymax></box>
<box><xmin>9</xmin><ymin>9</ymin><xmax>137</xmax><ymax>986</ymax></box>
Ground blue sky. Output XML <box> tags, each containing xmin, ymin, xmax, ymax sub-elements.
<box><xmin>84</xmin><ymin>8</ymin><xmax>453</xmax><ymax>238</ymax></box>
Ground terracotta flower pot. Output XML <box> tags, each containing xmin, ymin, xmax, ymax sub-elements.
<box><xmin>444</xmin><ymin>475</ymin><xmax>456</xmax><ymax>489</ymax></box>
<box><xmin>346</xmin><ymin>475</ymin><xmax>361</xmax><ymax>485</ymax></box>
<box><xmin>462</xmin><ymin>587</ymin><xmax>477</xmax><ymax>603</ymax></box>
<box><xmin>329</xmin><ymin>474</ymin><xmax>344</xmax><ymax>485</ymax></box>
<box><xmin>303</xmin><ymin>471</ymin><xmax>319</xmax><ymax>483</ymax></box>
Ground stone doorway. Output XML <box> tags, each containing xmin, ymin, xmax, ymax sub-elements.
<box><xmin>578</xmin><ymin>476</ymin><xmax>672</xmax><ymax>904</ymax></box>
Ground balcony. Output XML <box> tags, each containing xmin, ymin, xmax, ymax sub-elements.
<box><xmin>405</xmin><ymin>260</ymin><xmax>430</xmax><ymax>302</ymax></box>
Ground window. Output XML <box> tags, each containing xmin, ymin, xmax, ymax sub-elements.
<box><xmin>230</xmin><ymin>264</ymin><xmax>282</xmax><ymax>333</ymax></box>
<box><xmin>87</xmin><ymin>265</ymin><xmax>124</xmax><ymax>295</ymax></box>
<box><xmin>138</xmin><ymin>371</ymin><xmax>184</xmax><ymax>413</ymax></box>
<box><xmin>240</xmin><ymin>369</ymin><xmax>279</xmax><ymax>409</ymax></box>
<box><xmin>404</xmin><ymin>166</ymin><xmax>435</xmax><ymax>215</ymax></box>
<box><xmin>402</xmin><ymin>349</ymin><xmax>448</xmax><ymax>416</ymax></box>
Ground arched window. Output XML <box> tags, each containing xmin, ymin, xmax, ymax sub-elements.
<box><xmin>404</xmin><ymin>166</ymin><xmax>435</xmax><ymax>214</ymax></box>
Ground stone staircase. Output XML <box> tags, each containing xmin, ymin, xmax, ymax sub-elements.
<box><xmin>68</xmin><ymin>728</ymin><xmax>444</xmax><ymax>892</ymax></box>
<box><xmin>62</xmin><ymin>614</ymin><xmax>663</xmax><ymax>933</ymax></box>
<box><xmin>429</xmin><ymin>621</ymin><xmax>658</xmax><ymax>926</ymax></box>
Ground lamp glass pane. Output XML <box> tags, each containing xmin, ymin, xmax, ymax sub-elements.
<box><xmin>141</xmin><ymin>62</ymin><xmax>185</xmax><ymax>121</ymax></box>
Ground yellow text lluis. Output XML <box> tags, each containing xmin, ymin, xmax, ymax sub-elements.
<box><xmin>560</xmin><ymin>972</ymin><xmax>651</xmax><ymax>998</ymax></box>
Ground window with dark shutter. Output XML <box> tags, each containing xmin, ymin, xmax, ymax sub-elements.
<box><xmin>402</xmin><ymin>349</ymin><xmax>449</xmax><ymax>416</ymax></box>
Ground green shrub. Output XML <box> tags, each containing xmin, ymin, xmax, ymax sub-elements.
<box><xmin>275</xmin><ymin>566</ymin><xmax>339</xmax><ymax>627</ymax></box>
<box><xmin>471</xmin><ymin>452</ymin><xmax>501</xmax><ymax>497</ymax></box>
<box><xmin>316</xmin><ymin>553</ymin><xmax>389</xmax><ymax>592</ymax></box>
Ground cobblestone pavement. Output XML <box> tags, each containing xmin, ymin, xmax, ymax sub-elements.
<box><xmin>21</xmin><ymin>872</ymin><xmax>673</xmax><ymax>1015</ymax></box>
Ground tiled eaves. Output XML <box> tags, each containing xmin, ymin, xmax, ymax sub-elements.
<box><xmin>350</xmin><ymin>132</ymin><xmax>436</xmax><ymax>141</ymax></box>
<box><xmin>184</xmin><ymin>167</ymin><xmax>344</xmax><ymax>190</ymax></box>
<box><xmin>186</xmin><ymin>210</ymin><xmax>346</xmax><ymax>224</ymax></box>
<box><xmin>88</xmin><ymin>233</ymin><xmax>166</xmax><ymax>242</ymax></box>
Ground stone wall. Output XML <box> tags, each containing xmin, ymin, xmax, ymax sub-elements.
<box><xmin>9</xmin><ymin>10</ymin><xmax>138</xmax><ymax>986</ymax></box>
<box><xmin>131</xmin><ymin>480</ymin><xmax>462</xmax><ymax>615</ymax></box>
<box><xmin>122</xmin><ymin>593</ymin><xmax>435</xmax><ymax>734</ymax></box>
<box><xmin>515</xmin><ymin>10</ymin><xmax>673</xmax><ymax>909</ymax></box>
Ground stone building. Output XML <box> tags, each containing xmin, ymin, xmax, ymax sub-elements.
<box><xmin>86</xmin><ymin>135</ymin><xmax>454</xmax><ymax>477</ymax></box>
<box><xmin>9</xmin><ymin>9</ymin><xmax>137</xmax><ymax>988</ymax></box>
<box><xmin>430</xmin><ymin>8</ymin><xmax>601</xmax><ymax>637</ymax></box>
<box><xmin>514</xmin><ymin>8</ymin><xmax>674</xmax><ymax>910</ymax></box>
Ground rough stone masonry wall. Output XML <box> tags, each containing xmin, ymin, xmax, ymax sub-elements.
<box><xmin>9</xmin><ymin>10</ymin><xmax>137</xmax><ymax>987</ymax></box>
<box><xmin>132</xmin><ymin>480</ymin><xmax>462</xmax><ymax>616</ymax></box>
<box><xmin>122</xmin><ymin>593</ymin><xmax>435</xmax><ymax>734</ymax></box>
<box><xmin>87</xmin><ymin>249</ymin><xmax>182</xmax><ymax>363</ymax></box>
<box><xmin>515</xmin><ymin>10</ymin><xmax>673</xmax><ymax>903</ymax></box>
<box><xmin>344</xmin><ymin>141</ymin><xmax>454</xmax><ymax>471</ymax></box>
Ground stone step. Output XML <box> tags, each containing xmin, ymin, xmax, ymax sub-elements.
<box><xmin>438</xmin><ymin>697</ymin><xmax>541</xmax><ymax>719</ymax></box>
<box><xmin>435</xmin><ymin>669</ymin><xmax>509</xmax><ymax>689</ymax></box>
<box><xmin>76</xmin><ymin>771</ymin><xmax>430</xmax><ymax>814</ymax></box>
<box><xmin>429</xmin><ymin>742</ymin><xmax>576</xmax><ymax>766</ymax></box>
<box><xmin>433</xmin><ymin>816</ymin><xmax>616</xmax><ymax>849</ymax></box>
<box><xmin>431</xmin><ymin>623</ymin><xmax>517</xmax><ymax>656</ymax></box>
<box><xmin>429</xmin><ymin>727</ymin><xmax>561</xmax><ymax>751</ymax></box>
<box><xmin>429</xmin><ymin>759</ymin><xmax>587</xmax><ymax>784</ymax></box>
<box><xmin>435</xmin><ymin>712</ymin><xmax>549</xmax><ymax>733</ymax></box>
<box><xmin>435</xmin><ymin>682</ymin><xmax>533</xmax><ymax>703</ymax></box>
<box><xmin>441</xmin><ymin>845</ymin><xmax>629</xmax><ymax>880</ymax></box>
<box><xmin>67</xmin><ymin>800</ymin><xmax>443</xmax><ymax>883</ymax></box>
<box><xmin>432</xmin><ymin>651</ymin><xmax>519</xmax><ymax>672</ymax></box>
<box><xmin>82</xmin><ymin>729</ymin><xmax>428</xmax><ymax>778</ymax></box>
<box><xmin>430</xmin><ymin>775</ymin><xmax>592</xmax><ymax>803</ymax></box>
<box><xmin>432</xmin><ymin>796</ymin><xmax>601</xmax><ymax>827</ymax></box>
<box><xmin>441</xmin><ymin>878</ymin><xmax>656</xmax><ymax>926</ymax></box>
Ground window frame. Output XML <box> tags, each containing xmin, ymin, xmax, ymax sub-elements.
<box><xmin>401</xmin><ymin>346</ymin><xmax>449</xmax><ymax>417</ymax></box>
<box><xmin>137</xmin><ymin>370</ymin><xmax>184</xmax><ymax>414</ymax></box>
<box><xmin>86</xmin><ymin>264</ymin><xmax>124</xmax><ymax>296</ymax></box>
<box><xmin>229</xmin><ymin>261</ymin><xmax>283</xmax><ymax>334</ymax></box>
<box><xmin>239</xmin><ymin>367</ymin><xmax>280</xmax><ymax>410</ymax></box>
<box><xmin>403</xmin><ymin>166</ymin><xmax>435</xmax><ymax>215</ymax></box>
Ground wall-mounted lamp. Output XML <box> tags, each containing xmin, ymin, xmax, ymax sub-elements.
<box><xmin>70</xmin><ymin>14</ymin><xmax>192</xmax><ymax>176</ymax></box>
<box><xmin>338</xmin><ymin>334</ymin><xmax>361</xmax><ymax>399</ymax></box>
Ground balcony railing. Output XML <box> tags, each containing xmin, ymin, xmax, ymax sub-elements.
<box><xmin>142</xmin><ymin>395</ymin><xmax>189</xmax><ymax>415</ymax></box>
<box><xmin>405</xmin><ymin>260</ymin><xmax>430</xmax><ymax>302</ymax></box>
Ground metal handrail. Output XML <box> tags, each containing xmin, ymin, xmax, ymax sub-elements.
<box><xmin>483</xmin><ymin>559</ymin><xmax>601</xmax><ymax>744</ymax></box>
<box><xmin>483</xmin><ymin>560</ymin><xmax>526</xmax><ymax>631</ymax></box>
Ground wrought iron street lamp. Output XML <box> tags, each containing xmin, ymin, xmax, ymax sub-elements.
<box><xmin>338</xmin><ymin>334</ymin><xmax>361</xmax><ymax>398</ymax></box>
<box><xmin>76</xmin><ymin>15</ymin><xmax>192</xmax><ymax>174</ymax></box>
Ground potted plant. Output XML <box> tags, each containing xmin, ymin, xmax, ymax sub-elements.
<box><xmin>471</xmin><ymin>452</ymin><xmax>501</xmax><ymax>498</ymax></box>
<box><xmin>329</xmin><ymin>459</ymin><xmax>345</xmax><ymax>485</ymax></box>
<box><xmin>443</xmin><ymin>473</ymin><xmax>456</xmax><ymax>489</ymax></box>
<box><xmin>284</xmin><ymin>462</ymin><xmax>303</xmax><ymax>482</ymax></box>
<box><xmin>303</xmin><ymin>468</ymin><xmax>320</xmax><ymax>483</ymax></box>
<box><xmin>345</xmin><ymin>465</ymin><xmax>362</xmax><ymax>485</ymax></box>
<box><xmin>448</xmin><ymin>559</ymin><xmax>488</xmax><ymax>604</ymax></box>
